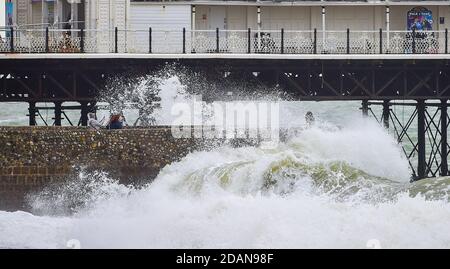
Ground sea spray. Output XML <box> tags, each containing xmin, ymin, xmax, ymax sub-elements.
<box><xmin>1</xmin><ymin>116</ymin><xmax>450</xmax><ymax>248</ymax></box>
<box><xmin>97</xmin><ymin>66</ymin><xmax>289</xmax><ymax>127</ymax></box>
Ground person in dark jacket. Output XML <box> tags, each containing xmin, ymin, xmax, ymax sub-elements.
<box><xmin>107</xmin><ymin>113</ymin><xmax>128</xmax><ymax>129</ymax></box>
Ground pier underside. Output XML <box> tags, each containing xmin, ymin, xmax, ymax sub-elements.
<box><xmin>1</xmin><ymin>57</ymin><xmax>450</xmax><ymax>102</ymax></box>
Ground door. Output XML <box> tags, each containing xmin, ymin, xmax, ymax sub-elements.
<box><xmin>209</xmin><ymin>6</ymin><xmax>226</xmax><ymax>30</ymax></box>
<box><xmin>130</xmin><ymin>4</ymin><xmax>191</xmax><ymax>53</ymax></box>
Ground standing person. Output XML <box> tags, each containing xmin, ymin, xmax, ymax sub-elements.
<box><xmin>63</xmin><ymin>16</ymin><xmax>72</xmax><ymax>35</ymax></box>
<box><xmin>305</xmin><ymin>111</ymin><xmax>315</xmax><ymax>127</ymax></box>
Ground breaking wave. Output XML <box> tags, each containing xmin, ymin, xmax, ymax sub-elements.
<box><xmin>1</xmin><ymin>119</ymin><xmax>450</xmax><ymax>249</ymax></box>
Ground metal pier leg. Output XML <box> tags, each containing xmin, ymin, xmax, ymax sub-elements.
<box><xmin>417</xmin><ymin>100</ymin><xmax>426</xmax><ymax>179</ymax></box>
<box><xmin>54</xmin><ymin>102</ymin><xmax>62</xmax><ymax>126</ymax></box>
<box><xmin>28</xmin><ymin>102</ymin><xmax>37</xmax><ymax>126</ymax></box>
<box><xmin>361</xmin><ymin>100</ymin><xmax>369</xmax><ymax>117</ymax></box>
<box><xmin>80</xmin><ymin>102</ymin><xmax>89</xmax><ymax>126</ymax></box>
<box><xmin>382</xmin><ymin>100</ymin><xmax>390</xmax><ymax>129</ymax></box>
<box><xmin>441</xmin><ymin>99</ymin><xmax>448</xmax><ymax>176</ymax></box>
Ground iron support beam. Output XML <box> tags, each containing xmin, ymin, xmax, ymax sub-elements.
<box><xmin>45</xmin><ymin>27</ymin><xmax>49</xmax><ymax>53</ymax></box>
<box><xmin>313</xmin><ymin>28</ymin><xmax>317</xmax><ymax>54</ymax></box>
<box><xmin>361</xmin><ymin>100</ymin><xmax>369</xmax><ymax>117</ymax></box>
<box><xmin>216</xmin><ymin>28</ymin><xmax>220</xmax><ymax>53</ymax></box>
<box><xmin>382</xmin><ymin>100</ymin><xmax>390</xmax><ymax>129</ymax></box>
<box><xmin>80</xmin><ymin>28</ymin><xmax>84</xmax><ymax>53</ymax></box>
<box><xmin>446</xmin><ymin>29</ymin><xmax>448</xmax><ymax>54</ymax></box>
<box><xmin>80</xmin><ymin>102</ymin><xmax>89</xmax><ymax>126</ymax></box>
<box><xmin>10</xmin><ymin>27</ymin><xmax>14</xmax><ymax>53</ymax></box>
<box><xmin>54</xmin><ymin>101</ymin><xmax>63</xmax><ymax>126</ymax></box>
<box><xmin>183</xmin><ymin>28</ymin><xmax>186</xmax><ymax>54</ymax></box>
<box><xmin>247</xmin><ymin>28</ymin><xmax>251</xmax><ymax>54</ymax></box>
<box><xmin>115</xmin><ymin>27</ymin><xmax>118</xmax><ymax>53</ymax></box>
<box><xmin>379</xmin><ymin>28</ymin><xmax>383</xmax><ymax>54</ymax></box>
<box><xmin>441</xmin><ymin>99</ymin><xmax>448</xmax><ymax>176</ymax></box>
<box><xmin>417</xmin><ymin>100</ymin><xmax>426</xmax><ymax>179</ymax></box>
<box><xmin>28</xmin><ymin>102</ymin><xmax>36</xmax><ymax>126</ymax></box>
<box><xmin>149</xmin><ymin>27</ymin><xmax>152</xmax><ymax>54</ymax></box>
<box><xmin>346</xmin><ymin>28</ymin><xmax>350</xmax><ymax>54</ymax></box>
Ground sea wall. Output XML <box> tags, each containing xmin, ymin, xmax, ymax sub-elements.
<box><xmin>0</xmin><ymin>126</ymin><xmax>211</xmax><ymax>211</ymax></box>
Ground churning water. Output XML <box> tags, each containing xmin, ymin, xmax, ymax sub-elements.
<box><xmin>0</xmin><ymin>74</ymin><xmax>450</xmax><ymax>249</ymax></box>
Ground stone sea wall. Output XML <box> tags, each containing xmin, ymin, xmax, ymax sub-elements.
<box><xmin>0</xmin><ymin>126</ymin><xmax>208</xmax><ymax>211</ymax></box>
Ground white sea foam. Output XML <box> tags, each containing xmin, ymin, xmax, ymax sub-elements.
<box><xmin>1</xmin><ymin>118</ymin><xmax>449</xmax><ymax>249</ymax></box>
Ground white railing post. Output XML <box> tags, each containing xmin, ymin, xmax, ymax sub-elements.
<box><xmin>322</xmin><ymin>6</ymin><xmax>326</xmax><ymax>52</ymax></box>
<box><xmin>192</xmin><ymin>5</ymin><xmax>196</xmax><ymax>53</ymax></box>
<box><xmin>386</xmin><ymin>6</ymin><xmax>390</xmax><ymax>52</ymax></box>
<box><xmin>257</xmin><ymin>6</ymin><xmax>261</xmax><ymax>52</ymax></box>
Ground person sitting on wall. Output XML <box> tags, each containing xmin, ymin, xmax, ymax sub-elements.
<box><xmin>121</xmin><ymin>113</ymin><xmax>129</xmax><ymax>127</ymax></box>
<box><xmin>87</xmin><ymin>112</ymin><xmax>106</xmax><ymax>130</ymax></box>
<box><xmin>107</xmin><ymin>113</ymin><xmax>127</xmax><ymax>130</ymax></box>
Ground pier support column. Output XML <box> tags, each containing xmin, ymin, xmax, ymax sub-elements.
<box><xmin>382</xmin><ymin>100</ymin><xmax>390</xmax><ymax>129</ymax></box>
<box><xmin>54</xmin><ymin>101</ymin><xmax>62</xmax><ymax>126</ymax></box>
<box><xmin>28</xmin><ymin>102</ymin><xmax>37</xmax><ymax>126</ymax></box>
<box><xmin>361</xmin><ymin>100</ymin><xmax>369</xmax><ymax>117</ymax></box>
<box><xmin>441</xmin><ymin>99</ymin><xmax>448</xmax><ymax>176</ymax></box>
<box><xmin>80</xmin><ymin>102</ymin><xmax>89</xmax><ymax>126</ymax></box>
<box><xmin>417</xmin><ymin>100</ymin><xmax>426</xmax><ymax>179</ymax></box>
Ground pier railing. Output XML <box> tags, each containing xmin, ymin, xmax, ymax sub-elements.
<box><xmin>1</xmin><ymin>27</ymin><xmax>448</xmax><ymax>55</ymax></box>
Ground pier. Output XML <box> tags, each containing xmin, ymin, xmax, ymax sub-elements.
<box><xmin>2</xmin><ymin>26</ymin><xmax>450</xmax><ymax>180</ymax></box>
<box><xmin>2</xmin><ymin>1</ymin><xmax>450</xmax><ymax>185</ymax></box>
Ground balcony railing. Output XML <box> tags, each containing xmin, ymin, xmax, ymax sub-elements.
<box><xmin>0</xmin><ymin>27</ymin><xmax>448</xmax><ymax>55</ymax></box>
<box><xmin>130</xmin><ymin>0</ymin><xmax>449</xmax><ymax>2</ymax></box>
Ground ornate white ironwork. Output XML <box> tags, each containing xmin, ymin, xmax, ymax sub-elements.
<box><xmin>125</xmin><ymin>31</ymin><xmax>147</xmax><ymax>53</ymax></box>
<box><xmin>353</xmin><ymin>34</ymin><xmax>375</xmax><ymax>54</ymax></box>
<box><xmin>254</xmin><ymin>33</ymin><xmax>280</xmax><ymax>53</ymax></box>
<box><xmin>48</xmin><ymin>33</ymin><xmax>80</xmax><ymax>53</ymax></box>
<box><xmin>226</xmin><ymin>32</ymin><xmax>246</xmax><ymax>53</ymax></box>
<box><xmin>389</xmin><ymin>34</ymin><xmax>405</xmax><ymax>54</ymax></box>
<box><xmin>15</xmin><ymin>31</ymin><xmax>45</xmax><ymax>53</ymax></box>
<box><xmin>192</xmin><ymin>33</ymin><xmax>214</xmax><ymax>53</ymax></box>
<box><xmin>286</xmin><ymin>33</ymin><xmax>314</xmax><ymax>54</ymax></box>
<box><xmin>0</xmin><ymin>37</ymin><xmax>11</xmax><ymax>52</ymax></box>
<box><xmin>1</xmin><ymin>28</ymin><xmax>446</xmax><ymax>55</ymax></box>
